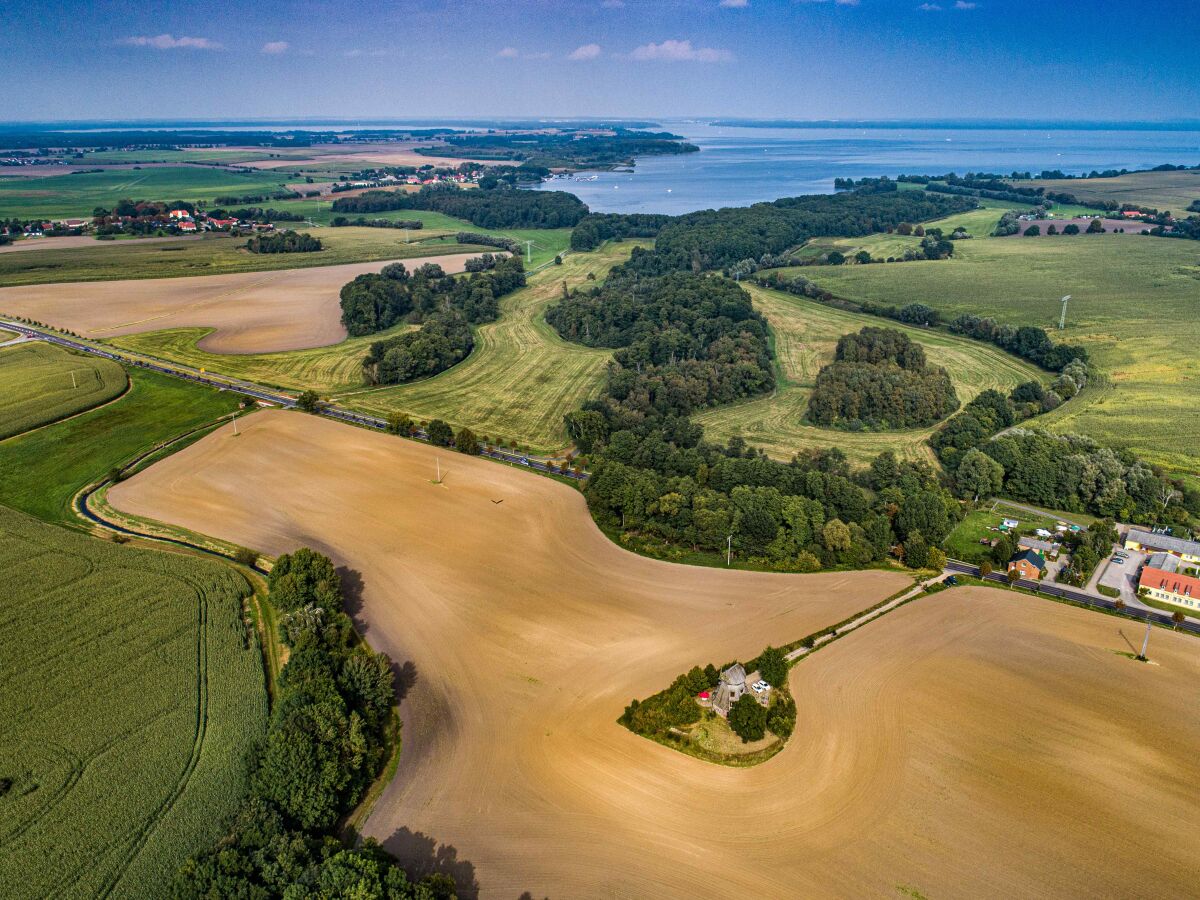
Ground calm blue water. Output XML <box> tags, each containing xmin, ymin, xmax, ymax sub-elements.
<box><xmin>533</xmin><ymin>123</ymin><xmax>1200</xmax><ymax>214</ymax></box>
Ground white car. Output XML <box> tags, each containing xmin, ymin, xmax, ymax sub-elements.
<box><xmin>751</xmin><ymin>680</ymin><xmax>770</xmax><ymax>694</ymax></box>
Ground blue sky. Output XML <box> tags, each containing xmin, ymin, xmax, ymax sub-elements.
<box><xmin>3</xmin><ymin>0</ymin><xmax>1199</xmax><ymax>122</ymax></box>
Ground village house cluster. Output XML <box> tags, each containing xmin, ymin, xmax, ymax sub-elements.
<box><xmin>1127</xmin><ymin>529</ymin><xmax>1200</xmax><ymax>611</ymax></box>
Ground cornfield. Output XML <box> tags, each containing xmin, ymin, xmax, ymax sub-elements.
<box><xmin>0</xmin><ymin>342</ymin><xmax>127</xmax><ymax>440</ymax></box>
<box><xmin>0</xmin><ymin>504</ymin><xmax>267</xmax><ymax>898</ymax></box>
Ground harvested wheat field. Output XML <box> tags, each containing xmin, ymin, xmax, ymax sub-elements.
<box><xmin>0</xmin><ymin>253</ymin><xmax>476</xmax><ymax>354</ymax></box>
<box><xmin>108</xmin><ymin>411</ymin><xmax>1200</xmax><ymax>899</ymax></box>
<box><xmin>0</xmin><ymin>235</ymin><xmax>202</xmax><ymax>254</ymax></box>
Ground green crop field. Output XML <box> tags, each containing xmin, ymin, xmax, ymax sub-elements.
<box><xmin>110</xmin><ymin>324</ymin><xmax>419</xmax><ymax>394</ymax></box>
<box><xmin>694</xmin><ymin>283</ymin><xmax>1044</xmax><ymax>465</ymax></box>
<box><xmin>0</xmin><ymin>366</ymin><xmax>240</xmax><ymax>525</ymax></box>
<box><xmin>0</xmin><ymin>503</ymin><xmax>266</xmax><ymax>898</ymax></box>
<box><xmin>0</xmin><ymin>167</ymin><xmax>295</xmax><ymax>220</ymax></box>
<box><xmin>796</xmin><ymin>233</ymin><xmax>1200</xmax><ymax>479</ymax></box>
<box><xmin>0</xmin><ymin>342</ymin><xmax>128</xmax><ymax>440</ymax></box>
<box><xmin>344</xmin><ymin>242</ymin><xmax>643</xmax><ymax>451</ymax></box>
<box><xmin>1010</xmin><ymin>169</ymin><xmax>1200</xmax><ymax>213</ymax></box>
<box><xmin>793</xmin><ymin>205</ymin><xmax>1013</xmax><ymax>262</ymax></box>
<box><xmin>0</xmin><ymin>227</ymin><xmax>490</xmax><ymax>287</ymax></box>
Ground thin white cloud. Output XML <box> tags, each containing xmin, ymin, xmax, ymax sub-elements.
<box><xmin>498</xmin><ymin>46</ymin><xmax>521</xmax><ymax>58</ymax></box>
<box><xmin>344</xmin><ymin>48</ymin><xmax>389</xmax><ymax>58</ymax></box>
<box><xmin>261</xmin><ymin>41</ymin><xmax>289</xmax><ymax>55</ymax></box>
<box><xmin>720</xmin><ymin>0</ymin><xmax>749</xmax><ymax>7</ymax></box>
<box><xmin>569</xmin><ymin>43</ymin><xmax>602</xmax><ymax>61</ymax></box>
<box><xmin>798</xmin><ymin>0</ymin><xmax>859</xmax><ymax>5</ymax></box>
<box><xmin>955</xmin><ymin>1</ymin><xmax>978</xmax><ymax>7</ymax></box>
<box><xmin>122</xmin><ymin>34</ymin><xmax>222</xmax><ymax>50</ymax></box>
<box><xmin>601</xmin><ymin>0</ymin><xmax>625</xmax><ymax>7</ymax></box>
<box><xmin>919</xmin><ymin>2</ymin><xmax>942</xmax><ymax>8</ymax></box>
<box><xmin>630</xmin><ymin>39</ymin><xmax>732</xmax><ymax>63</ymax></box>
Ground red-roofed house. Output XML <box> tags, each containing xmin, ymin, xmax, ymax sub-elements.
<box><xmin>169</xmin><ymin>209</ymin><xmax>191</xmax><ymax>220</ymax></box>
<box><xmin>1122</xmin><ymin>210</ymin><xmax>1143</xmax><ymax>218</ymax></box>
<box><xmin>178</xmin><ymin>220</ymin><xmax>197</xmax><ymax>232</ymax></box>
<box><xmin>1139</xmin><ymin>565</ymin><xmax>1200</xmax><ymax>612</ymax></box>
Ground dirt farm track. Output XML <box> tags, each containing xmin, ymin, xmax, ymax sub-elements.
<box><xmin>0</xmin><ymin>252</ymin><xmax>478</xmax><ymax>354</ymax></box>
<box><xmin>109</xmin><ymin>411</ymin><xmax>1200</xmax><ymax>899</ymax></box>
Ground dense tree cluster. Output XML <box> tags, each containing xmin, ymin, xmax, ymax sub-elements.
<box><xmin>245</xmin><ymin>230</ymin><xmax>322</xmax><ymax>254</ymax></box>
<box><xmin>569</xmin><ymin>212</ymin><xmax>674</xmax><ymax>250</ymax></box>
<box><xmin>340</xmin><ymin>255</ymin><xmax>524</xmax><ymax>336</ymax></box>
<box><xmin>331</xmin><ymin>184</ymin><xmax>587</xmax><ymax>228</ymax></box>
<box><xmin>806</xmin><ymin>327</ymin><xmax>960</xmax><ymax>430</ymax></box>
<box><xmin>620</xmin><ymin>191</ymin><xmax>977</xmax><ymax>273</ymax></box>
<box><xmin>363</xmin><ymin>312</ymin><xmax>474</xmax><ymax>385</ymax></box>
<box><xmin>947</xmin><ymin>314</ymin><xmax>1089</xmax><ymax>371</ymax></box>
<box><xmin>548</xmin><ymin>272</ymin><xmax>775</xmax><ymax>436</ymax></box>
<box><xmin>174</xmin><ymin>548</ymin><xmax>455</xmax><ymax>898</ymax></box>
<box><xmin>212</xmin><ymin>206</ymin><xmax>307</xmax><ymax>222</ymax></box>
<box><xmin>455</xmin><ymin>231</ymin><xmax>521</xmax><ymax>253</ymax></box>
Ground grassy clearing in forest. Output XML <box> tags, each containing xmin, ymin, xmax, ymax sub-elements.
<box><xmin>0</xmin><ymin>342</ymin><xmax>127</xmax><ymax>439</ymax></box>
<box><xmin>0</xmin><ymin>503</ymin><xmax>266</xmax><ymax>899</ymax></box>
<box><xmin>344</xmin><ymin>242</ymin><xmax>644</xmax><ymax>452</ymax></box>
<box><xmin>795</xmin><ymin>234</ymin><xmax>1200</xmax><ymax>478</ymax></box>
<box><xmin>1010</xmin><ymin>169</ymin><xmax>1200</xmax><ymax>213</ymax></box>
<box><xmin>694</xmin><ymin>283</ymin><xmax>1043</xmax><ymax>465</ymax></box>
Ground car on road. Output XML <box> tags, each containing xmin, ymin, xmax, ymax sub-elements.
<box><xmin>1112</xmin><ymin>557</ymin><xmax>1125</xmax><ymax>565</ymax></box>
<box><xmin>945</xmin><ymin>575</ymin><xmax>958</xmax><ymax>586</ymax></box>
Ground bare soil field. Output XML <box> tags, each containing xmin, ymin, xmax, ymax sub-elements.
<box><xmin>218</xmin><ymin>142</ymin><xmax>483</xmax><ymax>170</ymax></box>
<box><xmin>1001</xmin><ymin>216</ymin><xmax>1150</xmax><ymax>235</ymax></box>
<box><xmin>108</xmin><ymin>411</ymin><xmax>1200</xmax><ymax>899</ymax></box>
<box><xmin>0</xmin><ymin>252</ymin><xmax>477</xmax><ymax>354</ymax></box>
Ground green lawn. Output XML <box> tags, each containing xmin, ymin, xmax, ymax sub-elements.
<box><xmin>795</xmin><ymin>234</ymin><xmax>1200</xmax><ymax>479</ymax></box>
<box><xmin>694</xmin><ymin>283</ymin><xmax>1045</xmax><ymax>465</ymax></box>
<box><xmin>0</xmin><ymin>342</ymin><xmax>127</xmax><ymax>440</ymax></box>
<box><xmin>944</xmin><ymin>507</ymin><xmax>1069</xmax><ymax>563</ymax></box>
<box><xmin>0</xmin><ymin>166</ymin><xmax>294</xmax><ymax>220</ymax></box>
<box><xmin>0</xmin><ymin>366</ymin><xmax>239</xmax><ymax>525</ymax></box>
<box><xmin>0</xmin><ymin>503</ymin><xmax>266</xmax><ymax>898</ymax></box>
<box><xmin>0</xmin><ymin>227</ymin><xmax>490</xmax><ymax>287</ymax></box>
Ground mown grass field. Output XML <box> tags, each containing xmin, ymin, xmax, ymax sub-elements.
<box><xmin>344</xmin><ymin>242</ymin><xmax>645</xmax><ymax>451</ymax></box>
<box><xmin>694</xmin><ymin>284</ymin><xmax>1044</xmax><ymax>464</ymax></box>
<box><xmin>109</xmin><ymin>324</ymin><xmax>418</xmax><ymax>393</ymax></box>
<box><xmin>0</xmin><ymin>227</ymin><xmax>488</xmax><ymax>287</ymax></box>
<box><xmin>944</xmin><ymin>507</ymin><xmax>1068</xmax><ymax>563</ymax></box>
<box><xmin>0</xmin><ymin>166</ymin><xmax>293</xmax><ymax>220</ymax></box>
<box><xmin>799</xmin><ymin>234</ymin><xmax>1200</xmax><ymax>478</ymax></box>
<box><xmin>793</xmin><ymin>205</ymin><xmax>1012</xmax><ymax>262</ymax></box>
<box><xmin>0</xmin><ymin>366</ymin><xmax>240</xmax><ymax>525</ymax></box>
<box><xmin>0</xmin><ymin>342</ymin><xmax>127</xmax><ymax>440</ymax></box>
<box><xmin>0</xmin><ymin>503</ymin><xmax>266</xmax><ymax>899</ymax></box>
<box><xmin>1011</xmin><ymin>169</ymin><xmax>1200</xmax><ymax>213</ymax></box>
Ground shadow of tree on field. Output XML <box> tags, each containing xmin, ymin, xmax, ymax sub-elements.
<box><xmin>384</xmin><ymin>827</ymin><xmax>480</xmax><ymax>899</ymax></box>
<box><xmin>337</xmin><ymin>565</ymin><xmax>366</xmax><ymax>622</ymax></box>
<box><xmin>391</xmin><ymin>659</ymin><xmax>418</xmax><ymax>704</ymax></box>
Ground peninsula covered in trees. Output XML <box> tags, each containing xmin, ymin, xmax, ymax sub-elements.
<box><xmin>806</xmin><ymin>327</ymin><xmax>959</xmax><ymax>430</ymax></box>
<box><xmin>416</xmin><ymin>127</ymin><xmax>699</xmax><ymax>169</ymax></box>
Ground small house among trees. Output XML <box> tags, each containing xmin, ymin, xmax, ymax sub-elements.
<box><xmin>711</xmin><ymin>664</ymin><xmax>747</xmax><ymax>717</ymax></box>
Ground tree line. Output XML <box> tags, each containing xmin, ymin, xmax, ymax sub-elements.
<box><xmin>175</xmin><ymin>548</ymin><xmax>457</xmax><ymax>898</ymax></box>
<box><xmin>329</xmin><ymin>216</ymin><xmax>424</xmax><ymax>229</ymax></box>
<box><xmin>806</xmin><ymin>327</ymin><xmax>960</xmax><ymax>430</ymax></box>
<box><xmin>569</xmin><ymin>213</ymin><xmax>674</xmax><ymax>251</ymax></box>
<box><xmin>332</xmin><ymin>184</ymin><xmax>588</xmax><ymax>228</ymax></box>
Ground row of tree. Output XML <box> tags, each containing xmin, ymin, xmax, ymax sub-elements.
<box><xmin>569</xmin><ymin>212</ymin><xmax>674</xmax><ymax>250</ymax></box>
<box><xmin>175</xmin><ymin>549</ymin><xmax>457</xmax><ymax>898</ymax></box>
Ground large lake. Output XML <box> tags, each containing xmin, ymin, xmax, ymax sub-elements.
<box><xmin>532</xmin><ymin>123</ymin><xmax>1200</xmax><ymax>214</ymax></box>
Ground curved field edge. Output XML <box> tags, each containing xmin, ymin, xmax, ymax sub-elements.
<box><xmin>695</xmin><ymin>283</ymin><xmax>1045</xmax><ymax>464</ymax></box>
<box><xmin>342</xmin><ymin>241</ymin><xmax>648</xmax><ymax>453</ymax></box>
<box><xmin>0</xmin><ymin>503</ymin><xmax>267</xmax><ymax>899</ymax></box>
<box><xmin>0</xmin><ymin>343</ymin><xmax>128</xmax><ymax>441</ymax></box>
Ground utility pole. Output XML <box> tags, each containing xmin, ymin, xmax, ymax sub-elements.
<box><xmin>70</xmin><ymin>370</ymin><xmax>77</xmax><ymax>389</ymax></box>
<box><xmin>1137</xmin><ymin>620</ymin><xmax>1151</xmax><ymax>661</ymax></box>
<box><xmin>404</xmin><ymin>227</ymin><xmax>409</xmax><ymax>244</ymax></box>
<box><xmin>232</xmin><ymin>410</ymin><xmax>239</xmax><ymax>436</ymax></box>
<box><xmin>436</xmin><ymin>457</ymin><xmax>441</xmax><ymax>483</ymax></box>
<box><xmin>1058</xmin><ymin>295</ymin><xmax>1071</xmax><ymax>330</ymax></box>
<box><xmin>726</xmin><ymin>534</ymin><xmax>733</xmax><ymax>567</ymax></box>
<box><xmin>524</xmin><ymin>240</ymin><xmax>533</xmax><ymax>264</ymax></box>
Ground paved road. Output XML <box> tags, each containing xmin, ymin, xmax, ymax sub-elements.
<box><xmin>0</xmin><ymin>320</ymin><xmax>588</xmax><ymax>482</ymax></box>
<box><xmin>945</xmin><ymin>559</ymin><xmax>1200</xmax><ymax>636</ymax></box>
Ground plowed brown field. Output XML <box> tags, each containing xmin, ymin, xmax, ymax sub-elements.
<box><xmin>108</xmin><ymin>411</ymin><xmax>1200</xmax><ymax>899</ymax></box>
<box><xmin>0</xmin><ymin>253</ymin><xmax>476</xmax><ymax>353</ymax></box>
